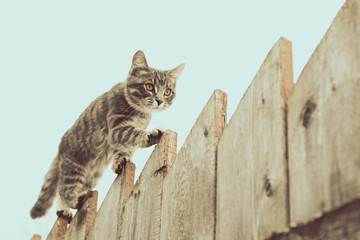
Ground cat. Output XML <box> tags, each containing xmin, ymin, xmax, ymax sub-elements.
<box><xmin>30</xmin><ymin>50</ymin><xmax>185</xmax><ymax>221</ymax></box>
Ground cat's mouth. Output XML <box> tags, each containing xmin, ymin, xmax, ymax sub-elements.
<box><xmin>148</xmin><ymin>105</ymin><xmax>165</xmax><ymax>112</ymax></box>
<box><xmin>145</xmin><ymin>100</ymin><xmax>166</xmax><ymax>112</ymax></box>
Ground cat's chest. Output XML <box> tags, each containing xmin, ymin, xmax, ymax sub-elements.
<box><xmin>132</xmin><ymin>113</ymin><xmax>151</xmax><ymax>129</ymax></box>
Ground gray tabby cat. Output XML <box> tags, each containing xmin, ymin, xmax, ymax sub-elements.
<box><xmin>30</xmin><ymin>50</ymin><xmax>185</xmax><ymax>221</ymax></box>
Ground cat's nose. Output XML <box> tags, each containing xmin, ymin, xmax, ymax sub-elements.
<box><xmin>155</xmin><ymin>99</ymin><xmax>163</xmax><ymax>106</ymax></box>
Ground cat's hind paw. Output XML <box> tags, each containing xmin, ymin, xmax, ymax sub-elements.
<box><xmin>76</xmin><ymin>190</ymin><xmax>94</xmax><ymax>209</ymax></box>
<box><xmin>56</xmin><ymin>210</ymin><xmax>72</xmax><ymax>223</ymax></box>
<box><xmin>112</xmin><ymin>156</ymin><xmax>129</xmax><ymax>175</ymax></box>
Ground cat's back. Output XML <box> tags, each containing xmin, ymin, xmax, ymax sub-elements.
<box><xmin>70</xmin><ymin>81</ymin><xmax>127</xmax><ymax>131</ymax></box>
<box><xmin>58</xmin><ymin>83</ymin><xmax>126</xmax><ymax>155</ymax></box>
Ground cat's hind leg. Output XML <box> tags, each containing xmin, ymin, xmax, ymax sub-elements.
<box><xmin>58</xmin><ymin>156</ymin><xmax>91</xmax><ymax>210</ymax></box>
<box><xmin>56</xmin><ymin>198</ymin><xmax>73</xmax><ymax>223</ymax></box>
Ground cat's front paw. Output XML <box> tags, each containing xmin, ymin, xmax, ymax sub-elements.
<box><xmin>112</xmin><ymin>156</ymin><xmax>129</xmax><ymax>175</ymax></box>
<box><xmin>147</xmin><ymin>128</ymin><xmax>164</xmax><ymax>147</ymax></box>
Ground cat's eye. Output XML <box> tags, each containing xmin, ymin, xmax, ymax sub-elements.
<box><xmin>164</xmin><ymin>89</ymin><xmax>172</xmax><ymax>96</ymax></box>
<box><xmin>145</xmin><ymin>83</ymin><xmax>154</xmax><ymax>91</ymax></box>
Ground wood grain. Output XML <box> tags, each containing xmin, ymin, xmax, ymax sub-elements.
<box><xmin>160</xmin><ymin>90</ymin><xmax>227</xmax><ymax>240</ymax></box>
<box><xmin>86</xmin><ymin>163</ymin><xmax>135</xmax><ymax>240</ymax></box>
<box><xmin>287</xmin><ymin>0</ymin><xmax>360</xmax><ymax>225</ymax></box>
<box><xmin>46</xmin><ymin>217</ymin><xmax>68</xmax><ymax>240</ymax></box>
<box><xmin>216</xmin><ymin>37</ymin><xmax>293</xmax><ymax>239</ymax></box>
<box><xmin>118</xmin><ymin>130</ymin><xmax>177</xmax><ymax>240</ymax></box>
<box><xmin>63</xmin><ymin>191</ymin><xmax>98</xmax><ymax>240</ymax></box>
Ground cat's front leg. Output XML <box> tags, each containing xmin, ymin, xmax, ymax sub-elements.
<box><xmin>109</xmin><ymin>125</ymin><xmax>164</xmax><ymax>149</ymax></box>
<box><xmin>129</xmin><ymin>128</ymin><xmax>164</xmax><ymax>148</ymax></box>
<box><xmin>111</xmin><ymin>148</ymin><xmax>134</xmax><ymax>174</ymax></box>
<box><xmin>109</xmin><ymin>128</ymin><xmax>163</xmax><ymax>175</ymax></box>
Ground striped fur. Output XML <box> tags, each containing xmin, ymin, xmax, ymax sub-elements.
<box><xmin>30</xmin><ymin>51</ymin><xmax>185</xmax><ymax>219</ymax></box>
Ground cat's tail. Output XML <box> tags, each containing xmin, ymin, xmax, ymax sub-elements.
<box><xmin>30</xmin><ymin>155</ymin><xmax>59</xmax><ymax>219</ymax></box>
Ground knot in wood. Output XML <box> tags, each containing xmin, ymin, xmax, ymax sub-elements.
<box><xmin>301</xmin><ymin>100</ymin><xmax>316</xmax><ymax>128</ymax></box>
<box><xmin>264</xmin><ymin>178</ymin><xmax>273</xmax><ymax>197</ymax></box>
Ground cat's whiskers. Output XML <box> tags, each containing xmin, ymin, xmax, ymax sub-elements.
<box><xmin>121</xmin><ymin>107</ymin><xmax>137</xmax><ymax>123</ymax></box>
<box><xmin>122</xmin><ymin>102</ymin><xmax>150</xmax><ymax>123</ymax></box>
<box><xmin>118</xmin><ymin>99</ymin><xmax>146</xmax><ymax>123</ymax></box>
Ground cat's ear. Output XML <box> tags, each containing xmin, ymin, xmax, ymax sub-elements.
<box><xmin>132</xmin><ymin>50</ymin><xmax>149</xmax><ymax>69</ymax></box>
<box><xmin>168</xmin><ymin>63</ymin><xmax>185</xmax><ymax>82</ymax></box>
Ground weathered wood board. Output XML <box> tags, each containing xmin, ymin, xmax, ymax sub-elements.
<box><xmin>86</xmin><ymin>162</ymin><xmax>135</xmax><ymax>240</ymax></box>
<box><xmin>160</xmin><ymin>90</ymin><xmax>227</xmax><ymax>240</ymax></box>
<box><xmin>46</xmin><ymin>217</ymin><xmax>68</xmax><ymax>240</ymax></box>
<box><xmin>118</xmin><ymin>130</ymin><xmax>177</xmax><ymax>240</ymax></box>
<box><xmin>267</xmin><ymin>198</ymin><xmax>360</xmax><ymax>240</ymax></box>
<box><xmin>216</xmin><ymin>37</ymin><xmax>294</xmax><ymax>240</ymax></box>
<box><xmin>31</xmin><ymin>234</ymin><xmax>42</xmax><ymax>240</ymax></box>
<box><xmin>287</xmin><ymin>0</ymin><xmax>360</xmax><ymax>224</ymax></box>
<box><xmin>63</xmin><ymin>191</ymin><xmax>98</xmax><ymax>240</ymax></box>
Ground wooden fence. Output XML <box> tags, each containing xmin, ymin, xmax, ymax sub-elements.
<box><xmin>32</xmin><ymin>0</ymin><xmax>360</xmax><ymax>239</ymax></box>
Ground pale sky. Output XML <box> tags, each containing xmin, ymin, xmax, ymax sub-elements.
<box><xmin>0</xmin><ymin>0</ymin><xmax>345</xmax><ymax>239</ymax></box>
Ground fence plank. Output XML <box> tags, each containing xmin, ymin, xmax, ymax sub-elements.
<box><xmin>216</xmin><ymin>37</ymin><xmax>294</xmax><ymax>240</ymax></box>
<box><xmin>160</xmin><ymin>90</ymin><xmax>227</xmax><ymax>240</ymax></box>
<box><xmin>86</xmin><ymin>162</ymin><xmax>135</xmax><ymax>240</ymax></box>
<box><xmin>118</xmin><ymin>130</ymin><xmax>177</xmax><ymax>240</ymax></box>
<box><xmin>46</xmin><ymin>217</ymin><xmax>68</xmax><ymax>240</ymax></box>
<box><xmin>287</xmin><ymin>0</ymin><xmax>360</xmax><ymax>225</ymax></box>
<box><xmin>63</xmin><ymin>191</ymin><xmax>98</xmax><ymax>240</ymax></box>
<box><xmin>31</xmin><ymin>234</ymin><xmax>42</xmax><ymax>240</ymax></box>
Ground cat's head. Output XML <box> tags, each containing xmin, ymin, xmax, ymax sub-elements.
<box><xmin>125</xmin><ymin>50</ymin><xmax>185</xmax><ymax>113</ymax></box>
